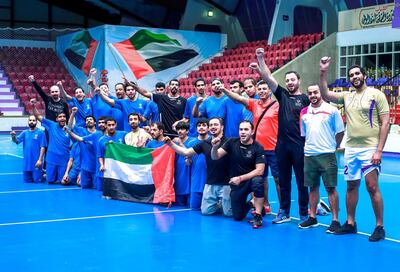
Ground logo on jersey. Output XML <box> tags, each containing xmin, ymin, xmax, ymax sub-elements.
<box><xmin>245</xmin><ymin>150</ymin><xmax>253</xmax><ymax>158</ymax></box>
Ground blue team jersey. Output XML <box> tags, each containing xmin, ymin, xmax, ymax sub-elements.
<box><xmin>17</xmin><ymin>128</ymin><xmax>47</xmax><ymax>171</ymax></box>
<box><xmin>174</xmin><ymin>136</ymin><xmax>196</xmax><ymax>195</ymax></box>
<box><xmin>82</xmin><ymin>130</ymin><xmax>104</xmax><ymax>176</ymax></box>
<box><xmin>73</xmin><ymin>126</ymin><xmax>99</xmax><ymax>173</ymax></box>
<box><xmin>68</xmin><ymin>97</ymin><xmax>92</xmax><ymax>127</ymax></box>
<box><xmin>199</xmin><ymin>95</ymin><xmax>227</xmax><ymax>119</ymax></box>
<box><xmin>112</xmin><ymin>107</ymin><xmax>124</xmax><ymax>131</ymax></box>
<box><xmin>184</xmin><ymin>95</ymin><xmax>198</xmax><ymax>137</ymax></box>
<box><xmin>97</xmin><ymin>131</ymin><xmax>127</xmax><ymax>159</ymax></box>
<box><xmin>224</xmin><ymin>98</ymin><xmax>253</xmax><ymax>137</ymax></box>
<box><xmin>114</xmin><ymin>98</ymin><xmax>148</xmax><ymax>131</ymax></box>
<box><xmin>143</xmin><ymin>100</ymin><xmax>159</xmax><ymax>124</ymax></box>
<box><xmin>70</xmin><ymin>142</ymin><xmax>81</xmax><ymax>172</ymax></box>
<box><xmin>41</xmin><ymin>118</ymin><xmax>70</xmax><ymax>165</ymax></box>
<box><xmin>145</xmin><ymin>139</ymin><xmax>165</xmax><ymax>148</ymax></box>
<box><xmin>91</xmin><ymin>93</ymin><xmax>116</xmax><ymax>122</ymax></box>
<box><xmin>187</xmin><ymin>137</ymin><xmax>208</xmax><ymax>193</ymax></box>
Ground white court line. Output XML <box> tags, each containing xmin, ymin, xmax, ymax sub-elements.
<box><xmin>0</xmin><ymin>153</ymin><xmax>23</xmax><ymax>158</ymax></box>
<box><xmin>0</xmin><ymin>187</ymin><xmax>81</xmax><ymax>194</ymax></box>
<box><xmin>0</xmin><ymin>208</ymin><xmax>192</xmax><ymax>227</ymax></box>
<box><xmin>0</xmin><ymin>172</ymin><xmax>22</xmax><ymax>176</ymax></box>
<box><xmin>270</xmin><ymin>212</ymin><xmax>400</xmax><ymax>244</ymax></box>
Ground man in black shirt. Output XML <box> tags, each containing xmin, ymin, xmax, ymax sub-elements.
<box><xmin>165</xmin><ymin>117</ymin><xmax>232</xmax><ymax>217</ymax></box>
<box><xmin>128</xmin><ymin>78</ymin><xmax>186</xmax><ymax>135</ymax></box>
<box><xmin>211</xmin><ymin>120</ymin><xmax>265</xmax><ymax>228</ymax></box>
<box><xmin>28</xmin><ymin>75</ymin><xmax>69</xmax><ymax>122</ymax></box>
<box><xmin>249</xmin><ymin>48</ymin><xmax>310</xmax><ymax>224</ymax></box>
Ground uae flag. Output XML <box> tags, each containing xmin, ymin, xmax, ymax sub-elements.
<box><xmin>64</xmin><ymin>30</ymin><xmax>98</xmax><ymax>75</ymax></box>
<box><xmin>103</xmin><ymin>143</ymin><xmax>175</xmax><ymax>204</ymax></box>
<box><xmin>113</xmin><ymin>29</ymin><xmax>199</xmax><ymax>79</ymax></box>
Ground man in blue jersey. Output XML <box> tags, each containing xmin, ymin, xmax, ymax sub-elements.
<box><xmin>11</xmin><ymin>115</ymin><xmax>47</xmax><ymax>183</ymax></box>
<box><xmin>173</xmin><ymin>121</ymin><xmax>196</xmax><ymax>206</ymax></box>
<box><xmin>174</xmin><ymin>77</ymin><xmax>207</xmax><ymax>137</ymax></box>
<box><xmin>64</xmin><ymin>110</ymin><xmax>106</xmax><ymax>190</ymax></box>
<box><xmin>165</xmin><ymin>117</ymin><xmax>232</xmax><ymax>216</ymax></box>
<box><xmin>59</xmin><ymin>81</ymin><xmax>92</xmax><ymax>128</ymax></box>
<box><xmin>31</xmin><ymin>98</ymin><xmax>70</xmax><ymax>184</ymax></box>
<box><xmin>192</xmin><ymin>78</ymin><xmax>226</xmax><ymax>120</ymax></box>
<box><xmin>98</xmin><ymin>118</ymin><xmax>127</xmax><ymax>183</ymax></box>
<box><xmin>91</xmin><ymin>84</ymin><xmax>118</xmax><ymax>125</ymax></box>
<box><xmin>223</xmin><ymin>80</ymin><xmax>253</xmax><ymax>137</ymax></box>
<box><xmin>99</xmin><ymin>83</ymin><xmax>148</xmax><ymax>132</ymax></box>
<box><xmin>112</xmin><ymin>83</ymin><xmax>126</xmax><ymax>130</ymax></box>
<box><xmin>183</xmin><ymin>118</ymin><xmax>209</xmax><ymax>210</ymax></box>
<box><xmin>146</xmin><ymin>122</ymin><xmax>167</xmax><ymax>148</ymax></box>
<box><xmin>62</xmin><ymin>142</ymin><xmax>81</xmax><ymax>186</ymax></box>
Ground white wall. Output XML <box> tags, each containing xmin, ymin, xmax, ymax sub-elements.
<box><xmin>180</xmin><ymin>0</ymin><xmax>247</xmax><ymax>48</ymax></box>
<box><xmin>336</xmin><ymin>26</ymin><xmax>400</xmax><ymax>46</ymax></box>
<box><xmin>269</xmin><ymin>0</ymin><xmax>338</xmax><ymax>44</ymax></box>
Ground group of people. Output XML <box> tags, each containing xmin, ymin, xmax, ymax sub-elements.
<box><xmin>11</xmin><ymin>49</ymin><xmax>390</xmax><ymax>241</ymax></box>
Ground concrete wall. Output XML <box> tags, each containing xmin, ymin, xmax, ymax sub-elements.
<box><xmin>180</xmin><ymin>0</ymin><xmax>247</xmax><ymax>48</ymax></box>
<box><xmin>269</xmin><ymin>0</ymin><xmax>338</xmax><ymax>44</ymax></box>
<box><xmin>272</xmin><ymin>32</ymin><xmax>337</xmax><ymax>92</ymax></box>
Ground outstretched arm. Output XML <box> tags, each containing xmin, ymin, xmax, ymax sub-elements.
<box><xmin>192</xmin><ymin>97</ymin><xmax>204</xmax><ymax>117</ymax></box>
<box><xmin>249</xmin><ymin>48</ymin><xmax>278</xmax><ymax>93</ymax></box>
<box><xmin>88</xmin><ymin>68</ymin><xmax>97</xmax><ymax>98</ymax></box>
<box><xmin>68</xmin><ymin>107</ymin><xmax>77</xmax><ymax>128</ymax></box>
<box><xmin>164</xmin><ymin>136</ymin><xmax>196</xmax><ymax>157</ymax></box>
<box><xmin>319</xmin><ymin>57</ymin><xmax>341</xmax><ymax>103</ymax></box>
<box><xmin>58</xmin><ymin>81</ymin><xmax>72</xmax><ymax>101</ymax></box>
<box><xmin>221</xmin><ymin>87</ymin><xmax>249</xmax><ymax>107</ymax></box>
<box><xmin>123</xmin><ymin>76</ymin><xmax>152</xmax><ymax>99</ymax></box>
<box><xmin>99</xmin><ymin>89</ymin><xmax>115</xmax><ymax>107</ymax></box>
<box><xmin>10</xmin><ymin>131</ymin><xmax>18</xmax><ymax>144</ymax></box>
<box><xmin>63</xmin><ymin>126</ymin><xmax>84</xmax><ymax>142</ymax></box>
<box><xmin>29</xmin><ymin>75</ymin><xmax>48</xmax><ymax>101</ymax></box>
<box><xmin>30</xmin><ymin>99</ymin><xmax>43</xmax><ymax>122</ymax></box>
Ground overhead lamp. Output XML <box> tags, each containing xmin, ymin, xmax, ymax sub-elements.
<box><xmin>207</xmin><ymin>10</ymin><xmax>214</xmax><ymax>17</ymax></box>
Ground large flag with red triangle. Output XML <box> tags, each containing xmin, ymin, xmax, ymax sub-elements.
<box><xmin>63</xmin><ymin>30</ymin><xmax>99</xmax><ymax>75</ymax></box>
<box><xmin>112</xmin><ymin>29</ymin><xmax>199</xmax><ymax>79</ymax></box>
<box><xmin>103</xmin><ymin>143</ymin><xmax>176</xmax><ymax>204</ymax></box>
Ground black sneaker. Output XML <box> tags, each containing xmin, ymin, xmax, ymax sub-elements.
<box><xmin>334</xmin><ymin>221</ymin><xmax>357</xmax><ymax>235</ymax></box>
<box><xmin>298</xmin><ymin>216</ymin><xmax>318</xmax><ymax>229</ymax></box>
<box><xmin>252</xmin><ymin>213</ymin><xmax>263</xmax><ymax>229</ymax></box>
<box><xmin>369</xmin><ymin>226</ymin><xmax>385</xmax><ymax>242</ymax></box>
<box><xmin>326</xmin><ymin>220</ymin><xmax>341</xmax><ymax>234</ymax></box>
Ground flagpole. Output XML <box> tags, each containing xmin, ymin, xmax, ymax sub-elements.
<box><xmin>106</xmin><ymin>41</ymin><xmax>126</xmax><ymax>78</ymax></box>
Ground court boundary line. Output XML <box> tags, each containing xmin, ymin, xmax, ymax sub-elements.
<box><xmin>0</xmin><ymin>187</ymin><xmax>81</xmax><ymax>194</ymax></box>
<box><xmin>0</xmin><ymin>208</ymin><xmax>192</xmax><ymax>227</ymax></box>
<box><xmin>0</xmin><ymin>153</ymin><xmax>23</xmax><ymax>158</ymax></box>
<box><xmin>0</xmin><ymin>172</ymin><xmax>22</xmax><ymax>176</ymax></box>
<box><xmin>270</xmin><ymin>212</ymin><xmax>400</xmax><ymax>244</ymax></box>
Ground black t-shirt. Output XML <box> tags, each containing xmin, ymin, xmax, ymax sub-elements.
<box><xmin>274</xmin><ymin>85</ymin><xmax>309</xmax><ymax>146</ymax></box>
<box><xmin>221</xmin><ymin>138</ymin><xmax>265</xmax><ymax>178</ymax></box>
<box><xmin>152</xmin><ymin>93</ymin><xmax>186</xmax><ymax>134</ymax></box>
<box><xmin>192</xmin><ymin>136</ymin><xmax>230</xmax><ymax>185</ymax></box>
<box><xmin>33</xmin><ymin>81</ymin><xmax>70</xmax><ymax>122</ymax></box>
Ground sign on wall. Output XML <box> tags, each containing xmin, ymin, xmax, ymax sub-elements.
<box><xmin>339</xmin><ymin>3</ymin><xmax>395</xmax><ymax>31</ymax></box>
<box><xmin>393</xmin><ymin>0</ymin><xmax>400</xmax><ymax>28</ymax></box>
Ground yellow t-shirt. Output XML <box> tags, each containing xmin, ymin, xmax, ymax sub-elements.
<box><xmin>124</xmin><ymin>129</ymin><xmax>152</xmax><ymax>147</ymax></box>
<box><xmin>337</xmin><ymin>87</ymin><xmax>389</xmax><ymax>147</ymax></box>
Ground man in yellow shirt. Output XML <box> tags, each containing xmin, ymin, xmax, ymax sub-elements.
<box><xmin>319</xmin><ymin>57</ymin><xmax>390</xmax><ymax>242</ymax></box>
<box><xmin>124</xmin><ymin>113</ymin><xmax>152</xmax><ymax>147</ymax></box>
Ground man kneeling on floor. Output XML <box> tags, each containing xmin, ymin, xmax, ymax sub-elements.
<box><xmin>211</xmin><ymin>120</ymin><xmax>265</xmax><ymax>228</ymax></box>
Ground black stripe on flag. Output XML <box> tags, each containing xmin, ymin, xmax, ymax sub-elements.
<box><xmin>103</xmin><ymin>178</ymin><xmax>155</xmax><ymax>203</ymax></box>
<box><xmin>64</xmin><ymin>49</ymin><xmax>85</xmax><ymax>70</ymax></box>
<box><xmin>146</xmin><ymin>49</ymin><xmax>199</xmax><ymax>72</ymax></box>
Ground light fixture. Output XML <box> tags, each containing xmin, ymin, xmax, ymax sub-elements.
<box><xmin>207</xmin><ymin>10</ymin><xmax>214</xmax><ymax>17</ymax></box>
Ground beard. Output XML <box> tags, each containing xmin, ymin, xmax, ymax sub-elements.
<box><xmin>170</xmin><ymin>87</ymin><xmax>178</xmax><ymax>95</ymax></box>
<box><xmin>28</xmin><ymin>123</ymin><xmax>36</xmax><ymax>128</ymax></box>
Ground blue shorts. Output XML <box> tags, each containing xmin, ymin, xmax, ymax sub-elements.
<box><xmin>23</xmin><ymin>169</ymin><xmax>43</xmax><ymax>183</ymax></box>
<box><xmin>262</xmin><ymin>150</ymin><xmax>279</xmax><ymax>178</ymax></box>
<box><xmin>46</xmin><ymin>162</ymin><xmax>67</xmax><ymax>183</ymax></box>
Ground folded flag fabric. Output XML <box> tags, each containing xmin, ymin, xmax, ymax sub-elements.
<box><xmin>103</xmin><ymin>143</ymin><xmax>175</xmax><ymax>204</ymax></box>
<box><xmin>113</xmin><ymin>29</ymin><xmax>199</xmax><ymax>79</ymax></box>
<box><xmin>64</xmin><ymin>30</ymin><xmax>98</xmax><ymax>75</ymax></box>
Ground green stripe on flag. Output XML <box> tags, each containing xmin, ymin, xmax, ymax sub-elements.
<box><xmin>73</xmin><ymin>30</ymin><xmax>92</xmax><ymax>48</ymax></box>
<box><xmin>129</xmin><ymin>29</ymin><xmax>181</xmax><ymax>50</ymax></box>
<box><xmin>105</xmin><ymin>143</ymin><xmax>153</xmax><ymax>165</ymax></box>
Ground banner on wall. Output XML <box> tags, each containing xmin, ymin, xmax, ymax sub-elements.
<box><xmin>393</xmin><ymin>0</ymin><xmax>400</xmax><ymax>28</ymax></box>
<box><xmin>56</xmin><ymin>25</ymin><xmax>227</xmax><ymax>92</ymax></box>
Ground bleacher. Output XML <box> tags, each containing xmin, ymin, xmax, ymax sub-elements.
<box><xmin>178</xmin><ymin>32</ymin><xmax>324</xmax><ymax>98</ymax></box>
<box><xmin>0</xmin><ymin>46</ymin><xmax>77</xmax><ymax>115</ymax></box>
